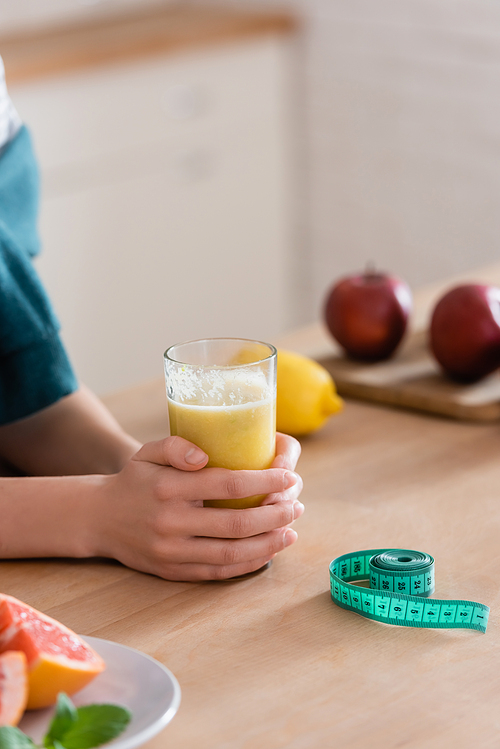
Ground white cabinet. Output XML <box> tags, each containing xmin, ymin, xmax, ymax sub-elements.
<box><xmin>10</xmin><ymin>36</ymin><xmax>296</xmax><ymax>394</ymax></box>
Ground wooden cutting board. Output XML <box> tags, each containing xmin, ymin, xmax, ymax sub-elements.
<box><xmin>317</xmin><ymin>329</ymin><xmax>500</xmax><ymax>421</ymax></box>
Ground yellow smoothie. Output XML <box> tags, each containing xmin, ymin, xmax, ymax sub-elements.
<box><xmin>167</xmin><ymin>372</ymin><xmax>276</xmax><ymax>508</ymax></box>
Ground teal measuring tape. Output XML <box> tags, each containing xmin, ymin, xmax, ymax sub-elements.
<box><xmin>329</xmin><ymin>549</ymin><xmax>489</xmax><ymax>633</ymax></box>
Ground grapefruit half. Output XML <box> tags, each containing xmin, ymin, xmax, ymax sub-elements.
<box><xmin>0</xmin><ymin>594</ymin><xmax>105</xmax><ymax>710</ymax></box>
<box><xmin>0</xmin><ymin>651</ymin><xmax>29</xmax><ymax>726</ymax></box>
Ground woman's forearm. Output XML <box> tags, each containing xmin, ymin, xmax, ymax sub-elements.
<box><xmin>0</xmin><ymin>473</ymin><xmax>103</xmax><ymax>558</ymax></box>
<box><xmin>0</xmin><ymin>384</ymin><xmax>141</xmax><ymax>476</ymax></box>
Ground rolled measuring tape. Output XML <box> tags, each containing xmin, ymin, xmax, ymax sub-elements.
<box><xmin>329</xmin><ymin>549</ymin><xmax>489</xmax><ymax>633</ymax></box>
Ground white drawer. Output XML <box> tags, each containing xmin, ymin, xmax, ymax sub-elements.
<box><xmin>10</xmin><ymin>36</ymin><xmax>287</xmax><ymax>172</ymax></box>
<box><xmin>38</xmin><ymin>76</ymin><xmax>289</xmax><ymax>199</ymax></box>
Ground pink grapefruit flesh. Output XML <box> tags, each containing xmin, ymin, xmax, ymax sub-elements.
<box><xmin>0</xmin><ymin>594</ymin><xmax>105</xmax><ymax>709</ymax></box>
<box><xmin>0</xmin><ymin>650</ymin><xmax>29</xmax><ymax>726</ymax></box>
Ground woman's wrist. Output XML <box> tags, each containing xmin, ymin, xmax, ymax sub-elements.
<box><xmin>0</xmin><ymin>474</ymin><xmax>108</xmax><ymax>560</ymax></box>
<box><xmin>73</xmin><ymin>473</ymin><xmax>116</xmax><ymax>559</ymax></box>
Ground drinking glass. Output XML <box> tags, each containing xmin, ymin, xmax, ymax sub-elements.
<box><xmin>164</xmin><ymin>338</ymin><xmax>277</xmax><ymax>508</ymax></box>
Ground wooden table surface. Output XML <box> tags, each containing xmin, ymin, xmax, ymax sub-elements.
<box><xmin>2</xmin><ymin>264</ymin><xmax>500</xmax><ymax>748</ymax></box>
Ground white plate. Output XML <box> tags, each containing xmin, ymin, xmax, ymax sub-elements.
<box><xmin>19</xmin><ymin>636</ymin><xmax>181</xmax><ymax>749</ymax></box>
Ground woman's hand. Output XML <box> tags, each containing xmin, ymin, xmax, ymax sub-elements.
<box><xmin>89</xmin><ymin>433</ymin><xmax>303</xmax><ymax>581</ymax></box>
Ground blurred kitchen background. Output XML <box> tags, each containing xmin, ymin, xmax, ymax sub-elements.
<box><xmin>1</xmin><ymin>0</ymin><xmax>499</xmax><ymax>395</ymax></box>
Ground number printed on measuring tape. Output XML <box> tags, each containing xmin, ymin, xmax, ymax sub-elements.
<box><xmin>329</xmin><ymin>549</ymin><xmax>489</xmax><ymax>633</ymax></box>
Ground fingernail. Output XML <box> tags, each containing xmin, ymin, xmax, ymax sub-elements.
<box><xmin>284</xmin><ymin>471</ymin><xmax>298</xmax><ymax>489</ymax></box>
<box><xmin>283</xmin><ymin>528</ymin><xmax>298</xmax><ymax>547</ymax></box>
<box><xmin>185</xmin><ymin>447</ymin><xmax>207</xmax><ymax>465</ymax></box>
<box><xmin>293</xmin><ymin>500</ymin><xmax>305</xmax><ymax>519</ymax></box>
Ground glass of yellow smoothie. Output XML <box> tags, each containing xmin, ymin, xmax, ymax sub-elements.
<box><xmin>164</xmin><ymin>338</ymin><xmax>277</xmax><ymax>508</ymax></box>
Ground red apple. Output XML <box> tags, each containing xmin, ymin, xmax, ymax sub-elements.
<box><xmin>430</xmin><ymin>284</ymin><xmax>500</xmax><ymax>383</ymax></box>
<box><xmin>324</xmin><ymin>269</ymin><xmax>412</xmax><ymax>361</ymax></box>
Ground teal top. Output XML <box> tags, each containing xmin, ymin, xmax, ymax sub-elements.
<box><xmin>0</xmin><ymin>125</ymin><xmax>78</xmax><ymax>424</ymax></box>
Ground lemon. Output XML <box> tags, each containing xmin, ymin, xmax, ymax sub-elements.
<box><xmin>276</xmin><ymin>349</ymin><xmax>343</xmax><ymax>436</ymax></box>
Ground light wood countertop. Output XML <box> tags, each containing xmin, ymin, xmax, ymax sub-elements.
<box><xmin>0</xmin><ymin>2</ymin><xmax>298</xmax><ymax>84</ymax></box>
<box><xmin>2</xmin><ymin>264</ymin><xmax>500</xmax><ymax>747</ymax></box>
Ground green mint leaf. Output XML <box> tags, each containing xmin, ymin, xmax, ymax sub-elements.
<box><xmin>53</xmin><ymin>704</ymin><xmax>131</xmax><ymax>749</ymax></box>
<box><xmin>44</xmin><ymin>694</ymin><xmax>78</xmax><ymax>748</ymax></box>
<box><xmin>54</xmin><ymin>693</ymin><xmax>78</xmax><ymax>724</ymax></box>
<box><xmin>0</xmin><ymin>727</ymin><xmax>37</xmax><ymax>749</ymax></box>
<box><xmin>51</xmin><ymin>742</ymin><xmax>66</xmax><ymax>749</ymax></box>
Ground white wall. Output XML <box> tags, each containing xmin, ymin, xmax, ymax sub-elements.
<box><xmin>305</xmin><ymin>0</ymin><xmax>500</xmax><ymax>318</ymax></box>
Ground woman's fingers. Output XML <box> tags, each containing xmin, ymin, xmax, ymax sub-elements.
<box><xmin>271</xmin><ymin>432</ymin><xmax>302</xmax><ymax>471</ymax></box>
<box><xmin>133</xmin><ymin>436</ymin><xmax>209</xmax><ymax>471</ymax></box>
<box><xmin>261</xmin><ymin>468</ymin><xmax>304</xmax><ymax>506</ymax></box>
<box><xmin>161</xmin><ymin>527</ymin><xmax>298</xmax><ymax>566</ymax></box>
<box><xmin>134</xmin><ymin>433</ymin><xmax>301</xmax><ymax>474</ymax></box>
<box><xmin>166</xmin><ymin>497</ymin><xmax>303</xmax><ymax>539</ymax></box>
<box><xmin>163</xmin><ymin>464</ymin><xmax>299</xmax><ymax>504</ymax></box>
<box><xmin>149</xmin><ymin>527</ymin><xmax>298</xmax><ymax>581</ymax></box>
<box><xmin>155</xmin><ymin>555</ymin><xmax>278</xmax><ymax>582</ymax></box>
